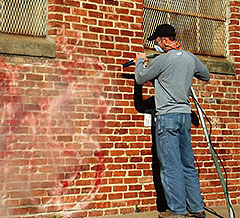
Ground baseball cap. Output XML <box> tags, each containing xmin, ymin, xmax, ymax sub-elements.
<box><xmin>148</xmin><ymin>24</ymin><xmax>176</xmax><ymax>41</ymax></box>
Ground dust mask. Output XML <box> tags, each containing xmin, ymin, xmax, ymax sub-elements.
<box><xmin>154</xmin><ymin>44</ymin><xmax>164</xmax><ymax>53</ymax></box>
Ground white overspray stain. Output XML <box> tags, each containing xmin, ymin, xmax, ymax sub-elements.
<box><xmin>0</xmin><ymin>28</ymin><xmax>112</xmax><ymax>217</ymax></box>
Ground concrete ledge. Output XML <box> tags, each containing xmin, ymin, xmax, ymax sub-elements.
<box><xmin>198</xmin><ymin>55</ymin><xmax>235</xmax><ymax>75</ymax></box>
<box><xmin>144</xmin><ymin>49</ymin><xmax>236</xmax><ymax>75</ymax></box>
<box><xmin>0</xmin><ymin>33</ymin><xmax>55</xmax><ymax>58</ymax></box>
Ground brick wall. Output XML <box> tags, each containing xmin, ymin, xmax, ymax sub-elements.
<box><xmin>0</xmin><ymin>0</ymin><xmax>239</xmax><ymax>217</ymax></box>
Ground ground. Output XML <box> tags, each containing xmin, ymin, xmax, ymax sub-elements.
<box><xmin>95</xmin><ymin>205</ymin><xmax>240</xmax><ymax>218</ymax></box>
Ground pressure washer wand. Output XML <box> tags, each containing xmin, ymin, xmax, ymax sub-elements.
<box><xmin>191</xmin><ymin>87</ymin><xmax>235</xmax><ymax>218</ymax></box>
<box><xmin>123</xmin><ymin>53</ymin><xmax>159</xmax><ymax>68</ymax></box>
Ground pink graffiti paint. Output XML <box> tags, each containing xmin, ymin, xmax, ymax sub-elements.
<box><xmin>0</xmin><ymin>28</ymin><xmax>110</xmax><ymax>217</ymax></box>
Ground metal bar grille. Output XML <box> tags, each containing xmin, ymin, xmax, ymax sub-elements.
<box><xmin>144</xmin><ymin>0</ymin><xmax>227</xmax><ymax>57</ymax></box>
<box><xmin>0</xmin><ymin>0</ymin><xmax>48</xmax><ymax>36</ymax></box>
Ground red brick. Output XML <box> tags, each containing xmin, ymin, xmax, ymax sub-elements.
<box><xmin>72</xmin><ymin>8</ymin><xmax>87</xmax><ymax>16</ymax></box>
<box><xmin>89</xmin><ymin>11</ymin><xmax>104</xmax><ymax>18</ymax></box>
<box><xmin>49</xmin><ymin>6</ymin><xmax>70</xmax><ymax>13</ymax></box>
<box><xmin>120</xmin><ymin>207</ymin><xmax>135</xmax><ymax>214</ymax></box>
<box><xmin>101</xmin><ymin>42</ymin><xmax>115</xmax><ymax>49</ymax></box>
<box><xmin>90</xmin><ymin>0</ymin><xmax>103</xmax><ymax>3</ymax></box>
<box><xmin>82</xmin><ymin>3</ymin><xmax>97</xmax><ymax>10</ymax></box>
<box><xmin>105</xmin><ymin>13</ymin><xmax>119</xmax><ymax>20</ymax></box>
<box><xmin>66</xmin><ymin>0</ymin><xmax>80</xmax><ymax>7</ymax></box>
<box><xmin>105</xmin><ymin>0</ymin><xmax>119</xmax><ymax>6</ymax></box>
<box><xmin>0</xmin><ymin>0</ymin><xmax>239</xmax><ymax>217</ymax></box>
<box><xmin>109</xmin><ymin>193</ymin><xmax>123</xmax><ymax>200</ymax></box>
<box><xmin>11</xmin><ymin>208</ymin><xmax>29</xmax><ymax>215</ymax></box>
<box><xmin>105</xmin><ymin>28</ymin><xmax>120</xmax><ymax>35</ymax></box>
<box><xmin>99</xmin><ymin>20</ymin><xmax>113</xmax><ymax>27</ymax></box>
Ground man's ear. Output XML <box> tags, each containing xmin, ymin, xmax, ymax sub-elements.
<box><xmin>163</xmin><ymin>37</ymin><xmax>170</xmax><ymax>43</ymax></box>
<box><xmin>156</xmin><ymin>36</ymin><xmax>162</xmax><ymax>42</ymax></box>
<box><xmin>162</xmin><ymin>37</ymin><xmax>173</xmax><ymax>48</ymax></box>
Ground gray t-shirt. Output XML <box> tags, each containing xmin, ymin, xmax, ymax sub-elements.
<box><xmin>135</xmin><ymin>50</ymin><xmax>210</xmax><ymax>115</ymax></box>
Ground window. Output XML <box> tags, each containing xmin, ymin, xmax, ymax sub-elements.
<box><xmin>143</xmin><ymin>0</ymin><xmax>227</xmax><ymax>57</ymax></box>
<box><xmin>0</xmin><ymin>0</ymin><xmax>55</xmax><ymax>58</ymax></box>
<box><xmin>0</xmin><ymin>0</ymin><xmax>48</xmax><ymax>36</ymax></box>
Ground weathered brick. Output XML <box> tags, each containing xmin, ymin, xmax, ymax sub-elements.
<box><xmin>0</xmin><ymin>1</ymin><xmax>239</xmax><ymax>218</ymax></box>
<box><xmin>82</xmin><ymin>3</ymin><xmax>97</xmax><ymax>10</ymax></box>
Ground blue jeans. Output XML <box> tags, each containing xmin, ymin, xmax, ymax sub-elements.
<box><xmin>155</xmin><ymin>113</ymin><xmax>204</xmax><ymax>214</ymax></box>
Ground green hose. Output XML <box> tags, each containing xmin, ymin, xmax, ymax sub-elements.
<box><xmin>191</xmin><ymin>87</ymin><xmax>235</xmax><ymax>218</ymax></box>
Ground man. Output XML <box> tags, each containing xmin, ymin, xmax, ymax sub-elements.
<box><xmin>135</xmin><ymin>24</ymin><xmax>210</xmax><ymax>218</ymax></box>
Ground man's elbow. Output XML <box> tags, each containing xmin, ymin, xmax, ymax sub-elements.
<box><xmin>135</xmin><ymin>76</ymin><xmax>144</xmax><ymax>85</ymax></box>
<box><xmin>205</xmin><ymin>71</ymin><xmax>210</xmax><ymax>82</ymax></box>
<box><xmin>135</xmin><ymin>79</ymin><xmax>144</xmax><ymax>85</ymax></box>
<box><xmin>201</xmin><ymin>69</ymin><xmax>210</xmax><ymax>82</ymax></box>
<box><xmin>203</xmin><ymin>75</ymin><xmax>210</xmax><ymax>82</ymax></box>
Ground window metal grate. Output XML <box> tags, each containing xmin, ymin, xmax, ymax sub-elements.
<box><xmin>0</xmin><ymin>0</ymin><xmax>48</xmax><ymax>36</ymax></box>
<box><xmin>144</xmin><ymin>0</ymin><xmax>227</xmax><ymax>57</ymax></box>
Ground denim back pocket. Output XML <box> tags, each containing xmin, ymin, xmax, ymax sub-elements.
<box><xmin>164</xmin><ymin>118</ymin><xmax>179</xmax><ymax>135</ymax></box>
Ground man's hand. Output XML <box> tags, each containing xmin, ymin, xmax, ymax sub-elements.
<box><xmin>136</xmin><ymin>53</ymin><xmax>148</xmax><ymax>62</ymax></box>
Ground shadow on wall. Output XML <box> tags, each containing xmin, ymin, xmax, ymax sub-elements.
<box><xmin>122</xmin><ymin>73</ymin><xmax>200</xmax><ymax>212</ymax></box>
<box><xmin>122</xmin><ymin>73</ymin><xmax>168</xmax><ymax>212</ymax></box>
<box><xmin>134</xmin><ymin>80</ymin><xmax>169</xmax><ymax>212</ymax></box>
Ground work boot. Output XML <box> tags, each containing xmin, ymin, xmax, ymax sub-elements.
<box><xmin>158</xmin><ymin>211</ymin><xmax>186</xmax><ymax>218</ymax></box>
<box><xmin>186</xmin><ymin>211</ymin><xmax>206</xmax><ymax>218</ymax></box>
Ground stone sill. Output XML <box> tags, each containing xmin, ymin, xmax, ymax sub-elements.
<box><xmin>144</xmin><ymin>48</ymin><xmax>235</xmax><ymax>75</ymax></box>
<box><xmin>0</xmin><ymin>33</ymin><xmax>55</xmax><ymax>58</ymax></box>
<box><xmin>197</xmin><ymin>55</ymin><xmax>235</xmax><ymax>75</ymax></box>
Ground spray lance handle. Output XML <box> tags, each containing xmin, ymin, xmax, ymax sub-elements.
<box><xmin>123</xmin><ymin>59</ymin><xmax>136</xmax><ymax>68</ymax></box>
<box><xmin>122</xmin><ymin>53</ymin><xmax>159</xmax><ymax>68</ymax></box>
